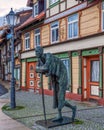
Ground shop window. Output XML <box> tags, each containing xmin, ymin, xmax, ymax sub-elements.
<box><xmin>14</xmin><ymin>68</ymin><xmax>20</xmax><ymax>80</ymax></box>
<box><xmin>61</xmin><ymin>58</ymin><xmax>70</xmax><ymax>90</ymax></box>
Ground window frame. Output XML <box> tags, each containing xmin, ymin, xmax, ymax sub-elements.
<box><xmin>24</xmin><ymin>32</ymin><xmax>30</xmax><ymax>50</ymax></box>
<box><xmin>102</xmin><ymin>2</ymin><xmax>104</xmax><ymax>31</ymax></box>
<box><xmin>14</xmin><ymin>68</ymin><xmax>20</xmax><ymax>80</ymax></box>
<box><xmin>50</xmin><ymin>0</ymin><xmax>59</xmax><ymax>5</ymax></box>
<box><xmin>34</xmin><ymin>28</ymin><xmax>40</xmax><ymax>47</ymax></box>
<box><xmin>68</xmin><ymin>13</ymin><xmax>78</xmax><ymax>39</ymax></box>
<box><xmin>91</xmin><ymin>60</ymin><xmax>99</xmax><ymax>82</ymax></box>
<box><xmin>51</xmin><ymin>21</ymin><xmax>59</xmax><ymax>44</ymax></box>
<box><xmin>33</xmin><ymin>2</ymin><xmax>39</xmax><ymax>17</ymax></box>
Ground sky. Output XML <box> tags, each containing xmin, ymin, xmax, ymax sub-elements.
<box><xmin>0</xmin><ymin>0</ymin><xmax>28</xmax><ymax>17</ymax></box>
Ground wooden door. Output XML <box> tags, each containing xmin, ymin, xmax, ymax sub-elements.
<box><xmin>82</xmin><ymin>56</ymin><xmax>100</xmax><ymax>100</ymax></box>
<box><xmin>87</xmin><ymin>57</ymin><xmax>100</xmax><ymax>100</ymax></box>
<box><xmin>27</xmin><ymin>62</ymin><xmax>36</xmax><ymax>90</ymax></box>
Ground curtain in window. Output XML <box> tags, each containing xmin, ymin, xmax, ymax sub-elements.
<box><xmin>69</xmin><ymin>24</ymin><xmax>73</xmax><ymax>38</ymax></box>
<box><xmin>51</xmin><ymin>21</ymin><xmax>59</xmax><ymax>42</ymax></box>
<box><xmin>91</xmin><ymin>61</ymin><xmax>99</xmax><ymax>82</ymax></box>
<box><xmin>73</xmin><ymin>22</ymin><xmax>78</xmax><ymax>37</ymax></box>
<box><xmin>103</xmin><ymin>12</ymin><xmax>104</xmax><ymax>30</ymax></box>
<box><xmin>68</xmin><ymin>14</ymin><xmax>78</xmax><ymax>38</ymax></box>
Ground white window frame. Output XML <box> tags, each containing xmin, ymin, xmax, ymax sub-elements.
<box><xmin>24</xmin><ymin>32</ymin><xmax>30</xmax><ymax>50</ymax></box>
<box><xmin>33</xmin><ymin>3</ymin><xmax>39</xmax><ymax>17</ymax></box>
<box><xmin>68</xmin><ymin>14</ymin><xmax>78</xmax><ymax>39</ymax></box>
<box><xmin>102</xmin><ymin>2</ymin><xmax>104</xmax><ymax>31</ymax></box>
<box><xmin>34</xmin><ymin>28</ymin><xmax>40</xmax><ymax>47</ymax></box>
<box><xmin>50</xmin><ymin>0</ymin><xmax>58</xmax><ymax>5</ymax></box>
<box><xmin>51</xmin><ymin>21</ymin><xmax>59</xmax><ymax>44</ymax></box>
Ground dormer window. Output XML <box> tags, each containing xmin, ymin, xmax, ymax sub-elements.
<box><xmin>33</xmin><ymin>3</ymin><xmax>38</xmax><ymax>17</ymax></box>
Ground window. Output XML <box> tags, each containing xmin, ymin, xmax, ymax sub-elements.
<box><xmin>18</xmin><ymin>44</ymin><xmax>21</xmax><ymax>51</ymax></box>
<box><xmin>8</xmin><ymin>61</ymin><xmax>12</xmax><ymax>73</ymax></box>
<box><xmin>61</xmin><ymin>58</ymin><xmax>70</xmax><ymax>90</ymax></box>
<box><xmin>51</xmin><ymin>21</ymin><xmax>59</xmax><ymax>43</ymax></box>
<box><xmin>34</xmin><ymin>28</ymin><xmax>40</xmax><ymax>47</ymax></box>
<box><xmin>102</xmin><ymin>2</ymin><xmax>104</xmax><ymax>31</ymax></box>
<box><xmin>14</xmin><ymin>68</ymin><xmax>20</xmax><ymax>80</ymax></box>
<box><xmin>33</xmin><ymin>3</ymin><xmax>38</xmax><ymax>17</ymax></box>
<box><xmin>15</xmin><ymin>44</ymin><xmax>21</xmax><ymax>53</ymax></box>
<box><xmin>50</xmin><ymin>0</ymin><xmax>58</xmax><ymax>5</ymax></box>
<box><xmin>91</xmin><ymin>61</ymin><xmax>99</xmax><ymax>82</ymax></box>
<box><xmin>24</xmin><ymin>33</ymin><xmax>30</xmax><ymax>50</ymax></box>
<box><xmin>68</xmin><ymin>14</ymin><xmax>78</xmax><ymax>39</ymax></box>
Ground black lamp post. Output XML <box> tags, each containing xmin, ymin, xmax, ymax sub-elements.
<box><xmin>6</xmin><ymin>8</ymin><xmax>18</xmax><ymax>108</ymax></box>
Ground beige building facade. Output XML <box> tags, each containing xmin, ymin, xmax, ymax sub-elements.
<box><xmin>20</xmin><ymin>0</ymin><xmax>104</xmax><ymax>105</ymax></box>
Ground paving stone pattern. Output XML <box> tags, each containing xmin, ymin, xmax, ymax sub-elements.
<box><xmin>1</xmin><ymin>91</ymin><xmax>104</xmax><ymax>130</ymax></box>
<box><xmin>0</xmin><ymin>84</ymin><xmax>8</xmax><ymax>96</ymax></box>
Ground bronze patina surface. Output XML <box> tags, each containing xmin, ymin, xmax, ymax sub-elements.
<box><xmin>35</xmin><ymin>46</ymin><xmax>77</xmax><ymax>127</ymax></box>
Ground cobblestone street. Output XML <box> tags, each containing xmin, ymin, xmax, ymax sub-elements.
<box><xmin>0</xmin><ymin>84</ymin><xmax>8</xmax><ymax>96</ymax></box>
<box><xmin>0</xmin><ymin>91</ymin><xmax>104</xmax><ymax>130</ymax></box>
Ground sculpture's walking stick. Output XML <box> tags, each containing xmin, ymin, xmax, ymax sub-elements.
<box><xmin>40</xmin><ymin>73</ymin><xmax>47</xmax><ymax>124</ymax></box>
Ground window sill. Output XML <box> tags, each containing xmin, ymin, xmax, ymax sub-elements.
<box><xmin>51</xmin><ymin>40</ymin><xmax>59</xmax><ymax>44</ymax></box>
<box><xmin>25</xmin><ymin>48</ymin><xmax>30</xmax><ymax>51</ymax></box>
<box><xmin>68</xmin><ymin>36</ymin><xmax>78</xmax><ymax>40</ymax></box>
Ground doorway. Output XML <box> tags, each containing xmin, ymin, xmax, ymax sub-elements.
<box><xmin>82</xmin><ymin>56</ymin><xmax>100</xmax><ymax>100</ymax></box>
<box><xmin>27</xmin><ymin>62</ymin><xmax>40</xmax><ymax>91</ymax></box>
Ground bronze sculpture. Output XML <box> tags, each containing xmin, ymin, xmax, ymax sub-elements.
<box><xmin>35</xmin><ymin>46</ymin><xmax>77</xmax><ymax>123</ymax></box>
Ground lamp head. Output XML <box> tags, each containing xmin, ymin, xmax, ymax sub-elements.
<box><xmin>6</xmin><ymin>8</ymin><xmax>17</xmax><ymax>26</ymax></box>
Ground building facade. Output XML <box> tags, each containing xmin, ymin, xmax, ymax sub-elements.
<box><xmin>0</xmin><ymin>9</ymin><xmax>32</xmax><ymax>89</ymax></box>
<box><xmin>18</xmin><ymin>0</ymin><xmax>104</xmax><ymax>105</ymax></box>
<box><xmin>0</xmin><ymin>0</ymin><xmax>103</xmax><ymax>104</ymax></box>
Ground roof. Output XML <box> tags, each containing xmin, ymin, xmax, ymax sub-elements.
<box><xmin>16</xmin><ymin>11</ymin><xmax>45</xmax><ymax>31</ymax></box>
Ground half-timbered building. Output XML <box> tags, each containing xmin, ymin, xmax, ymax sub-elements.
<box><xmin>17</xmin><ymin>0</ymin><xmax>104</xmax><ymax>105</ymax></box>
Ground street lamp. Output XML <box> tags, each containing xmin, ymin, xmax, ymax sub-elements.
<box><xmin>6</xmin><ymin>8</ymin><xmax>18</xmax><ymax>108</ymax></box>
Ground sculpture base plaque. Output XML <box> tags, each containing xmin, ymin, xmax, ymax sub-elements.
<box><xmin>36</xmin><ymin>116</ymin><xmax>74</xmax><ymax>128</ymax></box>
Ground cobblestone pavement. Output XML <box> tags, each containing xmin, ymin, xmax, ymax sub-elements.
<box><xmin>1</xmin><ymin>91</ymin><xmax>104</xmax><ymax>130</ymax></box>
<box><xmin>0</xmin><ymin>84</ymin><xmax>8</xmax><ymax>96</ymax></box>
